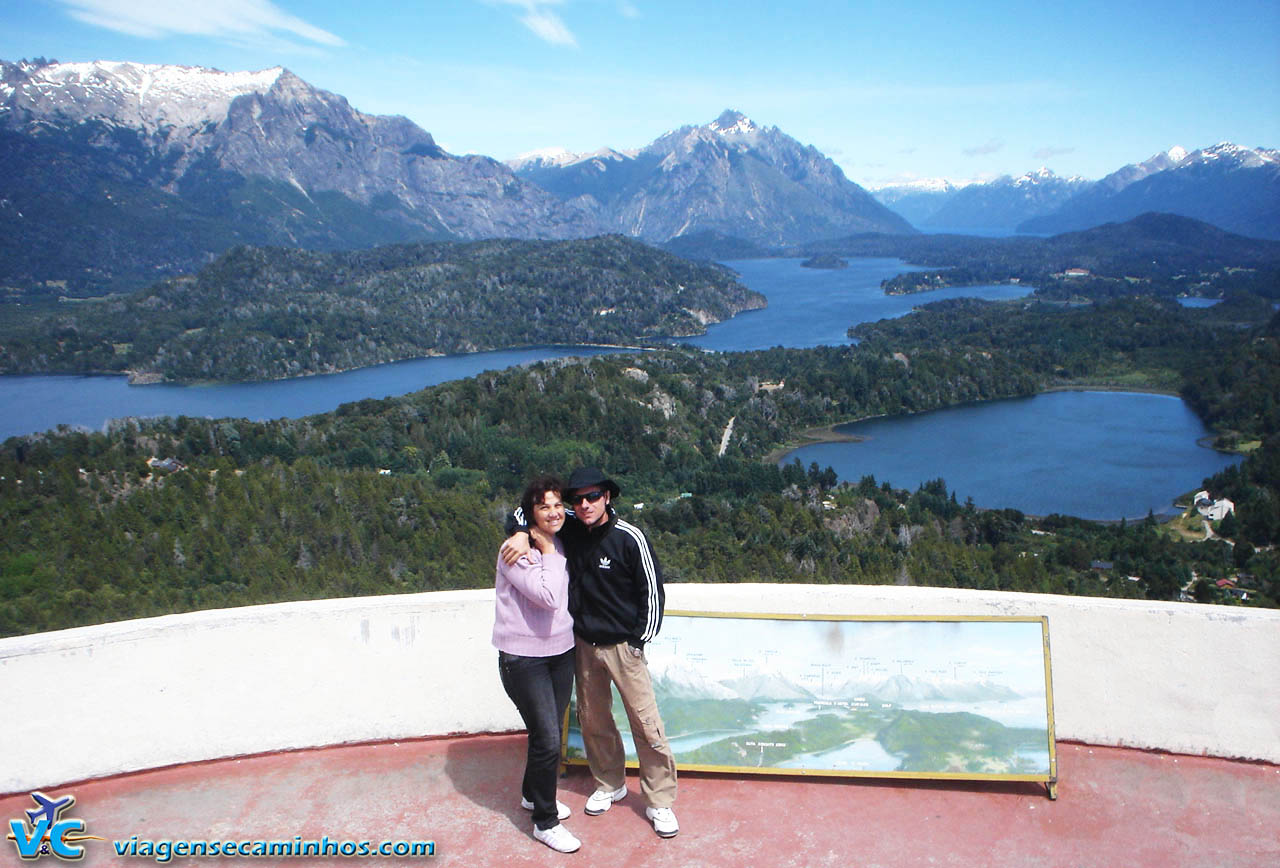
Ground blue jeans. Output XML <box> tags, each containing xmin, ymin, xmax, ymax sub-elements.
<box><xmin>498</xmin><ymin>648</ymin><xmax>575</xmax><ymax>829</ymax></box>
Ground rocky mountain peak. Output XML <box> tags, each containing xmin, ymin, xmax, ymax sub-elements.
<box><xmin>0</xmin><ymin>56</ymin><xmax>608</xmax><ymax>296</ymax></box>
<box><xmin>1180</xmin><ymin>142</ymin><xmax>1279</xmax><ymax>170</ymax></box>
<box><xmin>709</xmin><ymin>109</ymin><xmax>758</xmax><ymax>136</ymax></box>
<box><xmin>1012</xmin><ymin>167</ymin><xmax>1058</xmax><ymax>186</ymax></box>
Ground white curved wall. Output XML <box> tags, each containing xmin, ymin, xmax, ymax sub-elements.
<box><xmin>1</xmin><ymin>584</ymin><xmax>1276</xmax><ymax>794</ymax></box>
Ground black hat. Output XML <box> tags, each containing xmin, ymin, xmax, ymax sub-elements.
<box><xmin>566</xmin><ymin>466</ymin><xmax>620</xmax><ymax>498</ymax></box>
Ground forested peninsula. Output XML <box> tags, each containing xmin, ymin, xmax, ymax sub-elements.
<box><xmin>0</xmin><ymin>235</ymin><xmax>764</xmax><ymax>383</ymax></box>
<box><xmin>3</xmin><ymin>291</ymin><xmax>1277</xmax><ymax>637</ymax></box>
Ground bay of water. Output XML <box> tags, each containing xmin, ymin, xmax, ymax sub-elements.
<box><xmin>678</xmin><ymin>258</ymin><xmax>1028</xmax><ymax>351</ymax></box>
<box><xmin>781</xmin><ymin>391</ymin><xmax>1241</xmax><ymax>520</ymax></box>
<box><xmin>0</xmin><ymin>346</ymin><xmax>619</xmax><ymax>442</ymax></box>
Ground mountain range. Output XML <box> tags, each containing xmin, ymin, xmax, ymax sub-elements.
<box><xmin>873</xmin><ymin>145</ymin><xmax>1280</xmax><ymax>240</ymax></box>
<box><xmin>651</xmin><ymin>662</ymin><xmax>1021</xmax><ymax>705</ymax></box>
<box><xmin>1018</xmin><ymin>143</ymin><xmax>1280</xmax><ymax>239</ymax></box>
<box><xmin>2</xmin><ymin>57</ymin><xmax>1276</xmax><ymax>298</ymax></box>
<box><xmin>927</xmin><ymin>169</ymin><xmax>1090</xmax><ymax>234</ymax></box>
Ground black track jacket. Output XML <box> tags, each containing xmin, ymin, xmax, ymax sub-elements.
<box><xmin>510</xmin><ymin>505</ymin><xmax>664</xmax><ymax>647</ymax></box>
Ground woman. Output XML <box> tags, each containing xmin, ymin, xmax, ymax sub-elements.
<box><xmin>492</xmin><ymin>475</ymin><xmax>580</xmax><ymax>853</ymax></box>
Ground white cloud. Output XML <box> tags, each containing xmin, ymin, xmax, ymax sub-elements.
<box><xmin>963</xmin><ymin>139</ymin><xmax>1005</xmax><ymax>157</ymax></box>
<box><xmin>492</xmin><ymin>0</ymin><xmax>578</xmax><ymax>47</ymax></box>
<box><xmin>618</xmin><ymin>2</ymin><xmax>640</xmax><ymax>18</ymax></box>
<box><xmin>55</xmin><ymin>0</ymin><xmax>345</xmax><ymax>48</ymax></box>
<box><xmin>1033</xmin><ymin>146</ymin><xmax>1076</xmax><ymax>160</ymax></box>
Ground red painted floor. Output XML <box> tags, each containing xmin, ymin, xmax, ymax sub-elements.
<box><xmin>4</xmin><ymin>736</ymin><xmax>1277</xmax><ymax>867</ymax></box>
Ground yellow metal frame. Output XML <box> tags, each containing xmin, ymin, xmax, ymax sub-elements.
<box><xmin>561</xmin><ymin>610</ymin><xmax>1058</xmax><ymax>798</ymax></box>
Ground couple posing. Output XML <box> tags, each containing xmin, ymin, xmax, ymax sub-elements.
<box><xmin>491</xmin><ymin>467</ymin><xmax>678</xmax><ymax>853</ymax></box>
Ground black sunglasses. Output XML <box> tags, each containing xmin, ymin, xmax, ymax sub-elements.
<box><xmin>568</xmin><ymin>490</ymin><xmax>607</xmax><ymax>505</ymax></box>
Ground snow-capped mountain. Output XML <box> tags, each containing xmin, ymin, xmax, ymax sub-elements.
<box><xmin>0</xmin><ymin>58</ymin><xmax>603</xmax><ymax>293</ymax></box>
<box><xmin>1097</xmin><ymin>146</ymin><xmax>1189</xmax><ymax>194</ymax></box>
<box><xmin>718</xmin><ymin>670</ymin><xmax>816</xmax><ymax>702</ymax></box>
<box><xmin>0</xmin><ymin>60</ymin><xmax>284</xmax><ymax>146</ymax></box>
<box><xmin>873</xmin><ymin>177</ymin><xmax>966</xmax><ymax>196</ymax></box>
<box><xmin>509</xmin><ymin>109</ymin><xmax>915</xmax><ymax>246</ymax></box>
<box><xmin>829</xmin><ymin>674</ymin><xmax>1021</xmax><ymax>704</ymax></box>
<box><xmin>1</xmin><ymin>59</ymin><xmax>602</xmax><ymax>234</ymax></box>
<box><xmin>870</xmin><ymin>178</ymin><xmax>967</xmax><ymax>226</ymax></box>
<box><xmin>911</xmin><ymin>168</ymin><xmax>1091</xmax><ymax>233</ymax></box>
<box><xmin>507</xmin><ymin>146</ymin><xmax>637</xmax><ymax>173</ymax></box>
<box><xmin>1020</xmin><ymin>144</ymin><xmax>1280</xmax><ymax>239</ymax></box>
<box><xmin>650</xmin><ymin>663</ymin><xmax>742</xmax><ymax>701</ymax></box>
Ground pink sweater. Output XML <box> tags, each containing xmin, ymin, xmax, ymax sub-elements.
<box><xmin>491</xmin><ymin>536</ymin><xmax>574</xmax><ymax>657</ymax></box>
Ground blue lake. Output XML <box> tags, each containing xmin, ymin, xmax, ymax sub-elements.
<box><xmin>0</xmin><ymin>257</ymin><xmax>1238</xmax><ymax>519</ymax></box>
<box><xmin>781</xmin><ymin>391</ymin><xmax>1240</xmax><ymax>520</ymax></box>
<box><xmin>0</xmin><ymin>258</ymin><xmax>1022</xmax><ymax>440</ymax></box>
<box><xmin>0</xmin><ymin>346</ymin><xmax>620</xmax><ymax>442</ymax></box>
<box><xmin>678</xmin><ymin>258</ymin><xmax>1028</xmax><ymax>351</ymax></box>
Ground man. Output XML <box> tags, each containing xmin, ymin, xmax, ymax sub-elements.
<box><xmin>503</xmin><ymin>466</ymin><xmax>679</xmax><ymax>838</ymax></box>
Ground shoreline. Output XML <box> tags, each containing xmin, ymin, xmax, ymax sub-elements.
<box><xmin>1040</xmin><ymin>382</ymin><xmax>1181</xmax><ymax>398</ymax></box>
<box><xmin>109</xmin><ymin>342</ymin><xmax>659</xmax><ymax>386</ymax></box>
<box><xmin>765</xmin><ymin>423</ymin><xmax>872</xmax><ymax>464</ymax></box>
<box><xmin>764</xmin><ymin>383</ymin><xmax>1189</xmax><ymax>464</ymax></box>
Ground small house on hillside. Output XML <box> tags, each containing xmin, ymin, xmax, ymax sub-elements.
<box><xmin>1194</xmin><ymin>491</ymin><xmax>1235</xmax><ymax>522</ymax></box>
<box><xmin>147</xmin><ymin>457</ymin><xmax>185</xmax><ymax>473</ymax></box>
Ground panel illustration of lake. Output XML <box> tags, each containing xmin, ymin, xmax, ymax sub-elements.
<box><xmin>565</xmin><ymin>613</ymin><xmax>1055</xmax><ymax>783</ymax></box>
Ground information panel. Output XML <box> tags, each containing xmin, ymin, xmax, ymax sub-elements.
<box><xmin>564</xmin><ymin>612</ymin><xmax>1057</xmax><ymax>794</ymax></box>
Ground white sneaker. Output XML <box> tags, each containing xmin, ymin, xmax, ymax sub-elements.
<box><xmin>521</xmin><ymin>797</ymin><xmax>571</xmax><ymax>821</ymax></box>
<box><xmin>645</xmin><ymin>806</ymin><xmax>679</xmax><ymax>838</ymax></box>
<box><xmin>583</xmin><ymin>785</ymin><xmax>627</xmax><ymax>815</ymax></box>
<box><xmin>533</xmin><ymin>823</ymin><xmax>581</xmax><ymax>853</ymax></box>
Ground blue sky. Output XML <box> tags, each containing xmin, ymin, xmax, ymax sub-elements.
<box><xmin>3</xmin><ymin>0</ymin><xmax>1278</xmax><ymax>187</ymax></box>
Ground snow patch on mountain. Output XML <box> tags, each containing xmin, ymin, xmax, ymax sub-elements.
<box><xmin>1009</xmin><ymin>167</ymin><xmax>1087</xmax><ymax>188</ymax></box>
<box><xmin>869</xmin><ymin>177</ymin><xmax>967</xmax><ymax>194</ymax></box>
<box><xmin>709</xmin><ymin>109</ymin><xmax>761</xmax><ymax>139</ymax></box>
<box><xmin>3</xmin><ymin>59</ymin><xmax>284</xmax><ymax>136</ymax></box>
<box><xmin>1178</xmin><ymin>142</ymin><xmax>1280</xmax><ymax>169</ymax></box>
<box><xmin>507</xmin><ymin>146</ymin><xmax>582</xmax><ymax>171</ymax></box>
<box><xmin>506</xmin><ymin>146</ymin><xmax>636</xmax><ymax>172</ymax></box>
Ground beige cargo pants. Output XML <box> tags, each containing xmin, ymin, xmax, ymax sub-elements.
<box><xmin>574</xmin><ymin>635</ymin><xmax>678</xmax><ymax>808</ymax></box>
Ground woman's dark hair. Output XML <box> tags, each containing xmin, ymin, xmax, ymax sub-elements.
<box><xmin>521</xmin><ymin>474</ymin><xmax>565</xmax><ymax>520</ymax></box>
